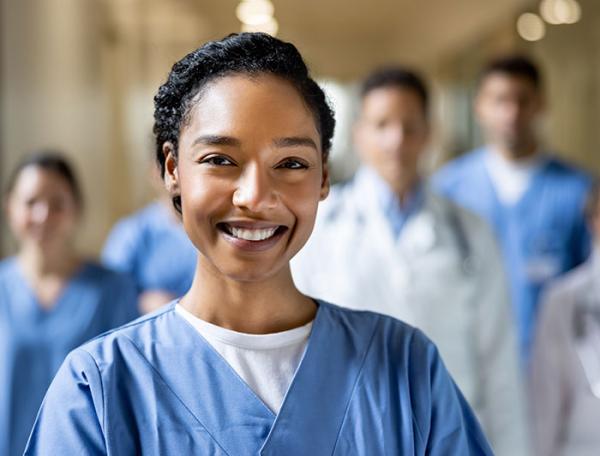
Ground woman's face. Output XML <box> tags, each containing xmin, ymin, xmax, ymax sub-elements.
<box><xmin>164</xmin><ymin>74</ymin><xmax>329</xmax><ymax>282</ymax></box>
<box><xmin>5</xmin><ymin>166</ymin><xmax>79</xmax><ymax>248</ymax></box>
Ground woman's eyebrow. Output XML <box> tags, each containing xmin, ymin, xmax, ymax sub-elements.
<box><xmin>192</xmin><ymin>135</ymin><xmax>241</xmax><ymax>147</ymax></box>
<box><xmin>191</xmin><ymin>135</ymin><xmax>317</xmax><ymax>150</ymax></box>
<box><xmin>273</xmin><ymin>137</ymin><xmax>318</xmax><ymax>150</ymax></box>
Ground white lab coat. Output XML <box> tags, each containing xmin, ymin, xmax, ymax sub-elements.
<box><xmin>531</xmin><ymin>251</ymin><xmax>600</xmax><ymax>456</ymax></box>
<box><xmin>292</xmin><ymin>171</ymin><xmax>530</xmax><ymax>456</ymax></box>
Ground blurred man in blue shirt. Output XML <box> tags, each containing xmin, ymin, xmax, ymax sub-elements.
<box><xmin>434</xmin><ymin>55</ymin><xmax>592</xmax><ymax>362</ymax></box>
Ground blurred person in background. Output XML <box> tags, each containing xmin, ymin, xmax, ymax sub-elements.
<box><xmin>434</xmin><ymin>55</ymin><xmax>592</xmax><ymax>363</ymax></box>
<box><xmin>530</xmin><ymin>182</ymin><xmax>600</xmax><ymax>456</ymax></box>
<box><xmin>292</xmin><ymin>66</ymin><xmax>528</xmax><ymax>455</ymax></box>
<box><xmin>0</xmin><ymin>151</ymin><xmax>139</xmax><ymax>456</ymax></box>
<box><xmin>102</xmin><ymin>166</ymin><xmax>196</xmax><ymax>313</ymax></box>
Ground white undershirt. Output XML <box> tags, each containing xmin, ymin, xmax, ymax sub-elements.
<box><xmin>175</xmin><ymin>304</ymin><xmax>313</xmax><ymax>414</ymax></box>
<box><xmin>485</xmin><ymin>149</ymin><xmax>545</xmax><ymax>206</ymax></box>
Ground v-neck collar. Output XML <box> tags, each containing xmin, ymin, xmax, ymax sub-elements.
<box><xmin>260</xmin><ymin>302</ymin><xmax>378</xmax><ymax>455</ymax></box>
<box><xmin>134</xmin><ymin>301</ymin><xmax>378</xmax><ymax>455</ymax></box>
<box><xmin>480</xmin><ymin>148</ymin><xmax>550</xmax><ymax>214</ymax></box>
<box><xmin>9</xmin><ymin>257</ymin><xmax>90</xmax><ymax>316</ymax></box>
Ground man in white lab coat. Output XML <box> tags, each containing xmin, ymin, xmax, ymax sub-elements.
<box><xmin>292</xmin><ymin>67</ymin><xmax>529</xmax><ymax>455</ymax></box>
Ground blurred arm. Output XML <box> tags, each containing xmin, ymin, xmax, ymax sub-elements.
<box><xmin>473</xmin><ymin>220</ymin><xmax>531</xmax><ymax>456</ymax></box>
<box><xmin>530</xmin><ymin>287</ymin><xmax>571</xmax><ymax>456</ymax></box>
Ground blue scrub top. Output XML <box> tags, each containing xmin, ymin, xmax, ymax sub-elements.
<box><xmin>25</xmin><ymin>301</ymin><xmax>492</xmax><ymax>455</ymax></box>
<box><xmin>102</xmin><ymin>202</ymin><xmax>197</xmax><ymax>297</ymax></box>
<box><xmin>0</xmin><ymin>257</ymin><xmax>139</xmax><ymax>456</ymax></box>
<box><xmin>433</xmin><ymin>148</ymin><xmax>592</xmax><ymax>360</ymax></box>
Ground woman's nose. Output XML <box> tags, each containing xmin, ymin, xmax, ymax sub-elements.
<box><xmin>232</xmin><ymin>164</ymin><xmax>278</xmax><ymax>212</ymax></box>
<box><xmin>31</xmin><ymin>202</ymin><xmax>50</xmax><ymax>223</ymax></box>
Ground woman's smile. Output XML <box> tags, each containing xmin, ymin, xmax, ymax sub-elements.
<box><xmin>217</xmin><ymin>221</ymin><xmax>289</xmax><ymax>252</ymax></box>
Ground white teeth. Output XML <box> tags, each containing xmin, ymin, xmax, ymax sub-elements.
<box><xmin>230</xmin><ymin>226</ymin><xmax>278</xmax><ymax>241</ymax></box>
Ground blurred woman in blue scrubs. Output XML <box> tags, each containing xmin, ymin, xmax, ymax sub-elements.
<box><xmin>102</xmin><ymin>166</ymin><xmax>196</xmax><ymax>313</ymax></box>
<box><xmin>102</xmin><ymin>199</ymin><xmax>196</xmax><ymax>313</ymax></box>
<box><xmin>25</xmin><ymin>34</ymin><xmax>492</xmax><ymax>455</ymax></box>
<box><xmin>0</xmin><ymin>152</ymin><xmax>139</xmax><ymax>456</ymax></box>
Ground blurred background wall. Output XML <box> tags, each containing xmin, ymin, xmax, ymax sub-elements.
<box><xmin>1</xmin><ymin>0</ymin><xmax>599</xmax><ymax>256</ymax></box>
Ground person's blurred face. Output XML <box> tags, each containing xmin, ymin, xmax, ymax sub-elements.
<box><xmin>475</xmin><ymin>73</ymin><xmax>543</xmax><ymax>155</ymax></box>
<box><xmin>5</xmin><ymin>167</ymin><xmax>79</xmax><ymax>249</ymax></box>
<box><xmin>354</xmin><ymin>86</ymin><xmax>429</xmax><ymax>194</ymax></box>
<box><xmin>163</xmin><ymin>74</ymin><xmax>329</xmax><ymax>283</ymax></box>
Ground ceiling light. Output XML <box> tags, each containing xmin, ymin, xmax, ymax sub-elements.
<box><xmin>236</xmin><ymin>0</ymin><xmax>275</xmax><ymax>26</ymax></box>
<box><xmin>517</xmin><ymin>13</ymin><xmax>546</xmax><ymax>41</ymax></box>
<box><xmin>540</xmin><ymin>0</ymin><xmax>581</xmax><ymax>25</ymax></box>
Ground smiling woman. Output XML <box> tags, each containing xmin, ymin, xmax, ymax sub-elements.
<box><xmin>25</xmin><ymin>33</ymin><xmax>492</xmax><ymax>455</ymax></box>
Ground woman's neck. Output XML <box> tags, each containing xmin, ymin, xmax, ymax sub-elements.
<box><xmin>17</xmin><ymin>243</ymin><xmax>82</xmax><ymax>310</ymax></box>
<box><xmin>180</xmin><ymin>259</ymin><xmax>316</xmax><ymax>334</ymax></box>
<box><xmin>18</xmin><ymin>242</ymin><xmax>80</xmax><ymax>279</ymax></box>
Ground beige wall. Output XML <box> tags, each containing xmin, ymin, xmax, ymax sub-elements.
<box><xmin>532</xmin><ymin>0</ymin><xmax>600</xmax><ymax>173</ymax></box>
<box><xmin>1</xmin><ymin>0</ymin><xmax>112</xmax><ymax>255</ymax></box>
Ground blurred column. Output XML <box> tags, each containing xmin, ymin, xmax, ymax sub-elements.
<box><xmin>103</xmin><ymin>0</ymin><xmax>213</xmax><ymax>212</ymax></box>
<box><xmin>0</xmin><ymin>0</ymin><xmax>116</xmax><ymax>255</ymax></box>
<box><xmin>532</xmin><ymin>0</ymin><xmax>600</xmax><ymax>174</ymax></box>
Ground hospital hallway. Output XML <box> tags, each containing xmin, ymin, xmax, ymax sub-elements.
<box><xmin>2</xmin><ymin>1</ymin><xmax>600</xmax><ymax>455</ymax></box>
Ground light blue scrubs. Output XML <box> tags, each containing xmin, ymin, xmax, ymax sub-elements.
<box><xmin>433</xmin><ymin>148</ymin><xmax>592</xmax><ymax>360</ymax></box>
<box><xmin>0</xmin><ymin>258</ymin><xmax>139</xmax><ymax>456</ymax></box>
<box><xmin>102</xmin><ymin>202</ymin><xmax>197</xmax><ymax>297</ymax></box>
<box><xmin>25</xmin><ymin>301</ymin><xmax>492</xmax><ymax>455</ymax></box>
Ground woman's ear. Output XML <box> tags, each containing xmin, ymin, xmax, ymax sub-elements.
<box><xmin>320</xmin><ymin>162</ymin><xmax>330</xmax><ymax>201</ymax></box>
<box><xmin>162</xmin><ymin>142</ymin><xmax>180</xmax><ymax>196</ymax></box>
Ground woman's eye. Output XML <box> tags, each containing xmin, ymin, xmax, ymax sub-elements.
<box><xmin>278</xmin><ymin>159</ymin><xmax>308</xmax><ymax>170</ymax></box>
<box><xmin>201</xmin><ymin>155</ymin><xmax>234</xmax><ymax>166</ymax></box>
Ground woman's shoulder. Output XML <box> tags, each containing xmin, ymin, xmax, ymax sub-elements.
<box><xmin>0</xmin><ymin>256</ymin><xmax>17</xmax><ymax>277</ymax></box>
<box><xmin>317</xmin><ymin>300</ymin><xmax>437</xmax><ymax>356</ymax></box>
<box><xmin>73</xmin><ymin>302</ymin><xmax>176</xmax><ymax>359</ymax></box>
<box><xmin>0</xmin><ymin>258</ymin><xmax>18</xmax><ymax>296</ymax></box>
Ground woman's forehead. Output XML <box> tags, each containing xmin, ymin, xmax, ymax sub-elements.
<box><xmin>183</xmin><ymin>74</ymin><xmax>320</xmax><ymax>140</ymax></box>
<box><xmin>192</xmin><ymin>74</ymin><xmax>308</xmax><ymax>112</ymax></box>
<box><xmin>12</xmin><ymin>167</ymin><xmax>72</xmax><ymax>194</ymax></box>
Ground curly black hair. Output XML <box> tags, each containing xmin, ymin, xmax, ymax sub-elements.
<box><xmin>153</xmin><ymin>32</ymin><xmax>335</xmax><ymax>184</ymax></box>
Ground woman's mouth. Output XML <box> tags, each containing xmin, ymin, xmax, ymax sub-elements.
<box><xmin>217</xmin><ymin>222</ymin><xmax>288</xmax><ymax>251</ymax></box>
<box><xmin>229</xmin><ymin>225</ymin><xmax>278</xmax><ymax>241</ymax></box>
